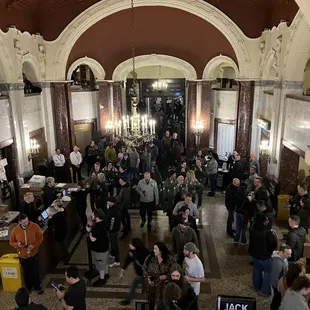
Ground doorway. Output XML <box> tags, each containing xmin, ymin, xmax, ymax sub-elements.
<box><xmin>74</xmin><ymin>122</ymin><xmax>95</xmax><ymax>156</ymax></box>
<box><xmin>215</xmin><ymin>121</ymin><xmax>236</xmax><ymax>156</ymax></box>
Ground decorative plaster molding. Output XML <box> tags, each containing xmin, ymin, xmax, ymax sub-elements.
<box><xmin>22</xmin><ymin>53</ymin><xmax>41</xmax><ymax>82</ymax></box>
<box><xmin>202</xmin><ymin>55</ymin><xmax>239</xmax><ymax>79</ymax></box>
<box><xmin>0</xmin><ymin>34</ymin><xmax>15</xmax><ymax>83</ymax></box>
<box><xmin>52</xmin><ymin>0</ymin><xmax>251</xmax><ymax>80</ymax></box>
<box><xmin>67</xmin><ymin>57</ymin><xmax>106</xmax><ymax>80</ymax></box>
<box><xmin>112</xmin><ymin>54</ymin><xmax>197</xmax><ymax>81</ymax></box>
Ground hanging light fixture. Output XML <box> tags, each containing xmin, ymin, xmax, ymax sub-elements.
<box><xmin>105</xmin><ymin>0</ymin><xmax>155</xmax><ymax>146</ymax></box>
<box><xmin>152</xmin><ymin>65</ymin><xmax>168</xmax><ymax>91</ymax></box>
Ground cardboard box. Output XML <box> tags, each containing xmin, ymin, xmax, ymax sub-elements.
<box><xmin>29</xmin><ymin>175</ymin><xmax>46</xmax><ymax>189</ymax></box>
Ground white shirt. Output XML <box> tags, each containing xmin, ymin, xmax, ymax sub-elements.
<box><xmin>70</xmin><ymin>151</ymin><xmax>82</xmax><ymax>166</ymax></box>
<box><xmin>52</xmin><ymin>153</ymin><xmax>65</xmax><ymax>167</ymax></box>
<box><xmin>184</xmin><ymin>255</ymin><xmax>204</xmax><ymax>295</ymax></box>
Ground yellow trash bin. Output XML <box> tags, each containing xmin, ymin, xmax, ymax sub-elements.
<box><xmin>0</xmin><ymin>253</ymin><xmax>23</xmax><ymax>292</ymax></box>
<box><xmin>277</xmin><ymin>194</ymin><xmax>292</xmax><ymax>221</ymax></box>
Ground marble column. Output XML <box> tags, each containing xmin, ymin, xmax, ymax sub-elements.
<box><xmin>98</xmin><ymin>81</ymin><xmax>109</xmax><ymax>135</ymax></box>
<box><xmin>200</xmin><ymin>81</ymin><xmax>213</xmax><ymax>149</ymax></box>
<box><xmin>235</xmin><ymin>81</ymin><xmax>254</xmax><ymax>157</ymax></box>
<box><xmin>187</xmin><ymin>81</ymin><xmax>197</xmax><ymax>149</ymax></box>
<box><xmin>113</xmin><ymin>81</ymin><xmax>122</xmax><ymax>123</ymax></box>
<box><xmin>52</xmin><ymin>82</ymin><xmax>75</xmax><ymax>158</ymax></box>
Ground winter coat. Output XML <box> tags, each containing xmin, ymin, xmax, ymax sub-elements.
<box><xmin>225</xmin><ymin>183</ymin><xmax>238</xmax><ymax>211</ymax></box>
<box><xmin>270</xmin><ymin>251</ymin><xmax>289</xmax><ymax>288</ymax></box>
<box><xmin>286</xmin><ymin>226</ymin><xmax>307</xmax><ymax>262</ymax></box>
<box><xmin>171</xmin><ymin>225</ymin><xmax>198</xmax><ymax>255</ymax></box>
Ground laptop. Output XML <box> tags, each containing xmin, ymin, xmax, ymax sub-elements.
<box><xmin>61</xmin><ymin>189</ymin><xmax>67</xmax><ymax>197</ymax></box>
<box><xmin>40</xmin><ymin>210</ymin><xmax>49</xmax><ymax>221</ymax></box>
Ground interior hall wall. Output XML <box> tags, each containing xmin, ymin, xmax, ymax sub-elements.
<box><xmin>213</xmin><ymin>89</ymin><xmax>238</xmax><ymax>120</ymax></box>
<box><xmin>71</xmin><ymin>91</ymin><xmax>99</xmax><ymax>121</ymax></box>
<box><xmin>0</xmin><ymin>98</ymin><xmax>13</xmax><ymax>143</ymax></box>
<box><xmin>298</xmin><ymin>157</ymin><xmax>310</xmax><ymax>185</ymax></box>
<box><xmin>284</xmin><ymin>97</ymin><xmax>310</xmax><ymax>153</ymax></box>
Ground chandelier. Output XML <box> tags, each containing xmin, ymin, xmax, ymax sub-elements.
<box><xmin>105</xmin><ymin>0</ymin><xmax>155</xmax><ymax>147</ymax></box>
<box><xmin>152</xmin><ymin>66</ymin><xmax>168</xmax><ymax>91</ymax></box>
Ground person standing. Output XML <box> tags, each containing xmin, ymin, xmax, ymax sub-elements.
<box><xmin>206</xmin><ymin>152</ymin><xmax>218</xmax><ymax>197</ymax></box>
<box><xmin>234</xmin><ymin>182</ymin><xmax>248</xmax><ymax>245</ymax></box>
<box><xmin>86</xmin><ymin>140</ymin><xmax>99</xmax><ymax>176</ymax></box>
<box><xmin>250</xmin><ymin>153</ymin><xmax>260</xmax><ymax>176</ymax></box>
<box><xmin>136</xmin><ymin>172</ymin><xmax>159</xmax><ymax>232</ymax></box>
<box><xmin>106</xmin><ymin>198</ymin><xmax>122</xmax><ymax>268</ymax></box>
<box><xmin>248</xmin><ymin>214</ymin><xmax>277</xmax><ymax>297</ymax></box>
<box><xmin>53</xmin><ymin>148</ymin><xmax>66</xmax><ymax>183</ymax></box>
<box><xmin>173</xmin><ymin>193</ymin><xmax>199</xmax><ymax>220</ymax></box>
<box><xmin>71</xmin><ymin>181</ymin><xmax>88</xmax><ymax>233</ymax></box>
<box><xmin>270</xmin><ymin>244</ymin><xmax>292</xmax><ymax>310</ymax></box>
<box><xmin>10</xmin><ymin>214</ymin><xmax>44</xmax><ymax>294</ymax></box>
<box><xmin>225</xmin><ymin>178</ymin><xmax>240</xmax><ymax>238</ymax></box>
<box><xmin>98</xmin><ymin>136</ymin><xmax>107</xmax><ymax>167</ymax></box>
<box><xmin>43</xmin><ymin>177</ymin><xmax>60</xmax><ymax>208</ymax></box>
<box><xmin>183</xmin><ymin>242</ymin><xmax>205</xmax><ymax>296</ymax></box>
<box><xmin>20</xmin><ymin>192</ymin><xmax>39</xmax><ymax>223</ymax></box>
<box><xmin>115</xmin><ymin>177</ymin><xmax>131</xmax><ymax>240</ymax></box>
<box><xmin>232</xmin><ymin>154</ymin><xmax>244</xmax><ymax>181</ymax></box>
<box><xmin>70</xmin><ymin>145</ymin><xmax>83</xmax><ymax>183</ymax></box>
<box><xmin>162</xmin><ymin>130</ymin><xmax>172</xmax><ymax>167</ymax></box>
<box><xmin>86</xmin><ymin>209</ymin><xmax>110</xmax><ymax>287</ymax></box>
<box><xmin>246</xmin><ymin>166</ymin><xmax>258</xmax><ymax>194</ymax></box>
<box><xmin>149</xmin><ymin>140</ymin><xmax>158</xmax><ymax>167</ymax></box>
<box><xmin>56</xmin><ymin>265</ymin><xmax>86</xmax><ymax>310</ymax></box>
<box><xmin>286</xmin><ymin>215</ymin><xmax>307</xmax><ymax>262</ymax></box>
<box><xmin>128</xmin><ymin>145</ymin><xmax>140</xmax><ymax>182</ymax></box>
<box><xmin>120</xmin><ymin>238</ymin><xmax>150</xmax><ymax>305</ymax></box>
<box><xmin>104</xmin><ymin>142</ymin><xmax>117</xmax><ymax>164</ymax></box>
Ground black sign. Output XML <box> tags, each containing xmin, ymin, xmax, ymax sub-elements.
<box><xmin>216</xmin><ymin>295</ymin><xmax>256</xmax><ymax>310</ymax></box>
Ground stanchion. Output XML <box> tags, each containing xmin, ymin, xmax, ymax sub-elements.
<box><xmin>84</xmin><ymin>236</ymin><xmax>99</xmax><ymax>279</ymax></box>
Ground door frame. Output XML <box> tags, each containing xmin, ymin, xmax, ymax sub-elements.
<box><xmin>214</xmin><ymin>118</ymin><xmax>236</xmax><ymax>154</ymax></box>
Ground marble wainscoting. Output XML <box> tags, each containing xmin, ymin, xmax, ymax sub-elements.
<box><xmin>187</xmin><ymin>81</ymin><xmax>197</xmax><ymax>149</ymax></box>
<box><xmin>200</xmin><ymin>81</ymin><xmax>212</xmax><ymax>149</ymax></box>
<box><xmin>235</xmin><ymin>81</ymin><xmax>254</xmax><ymax>157</ymax></box>
<box><xmin>98</xmin><ymin>81</ymin><xmax>109</xmax><ymax>136</ymax></box>
<box><xmin>113</xmin><ymin>82</ymin><xmax>122</xmax><ymax>123</ymax></box>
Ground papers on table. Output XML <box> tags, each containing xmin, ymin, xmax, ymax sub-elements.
<box><xmin>0</xmin><ymin>230</ymin><xmax>9</xmax><ymax>238</ymax></box>
<box><xmin>21</xmin><ymin>184</ymin><xmax>31</xmax><ymax>188</ymax></box>
<box><xmin>68</xmin><ymin>188</ymin><xmax>78</xmax><ymax>192</ymax></box>
<box><xmin>56</xmin><ymin>183</ymin><xmax>67</xmax><ymax>188</ymax></box>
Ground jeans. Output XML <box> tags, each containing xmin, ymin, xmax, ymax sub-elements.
<box><xmin>90</xmin><ymin>193</ymin><xmax>96</xmax><ymax>212</ymax></box>
<box><xmin>19</xmin><ymin>254</ymin><xmax>41</xmax><ymax>291</ymax></box>
<box><xmin>72</xmin><ymin>165</ymin><xmax>82</xmax><ymax>183</ymax></box>
<box><xmin>209</xmin><ymin>173</ymin><xmax>217</xmax><ymax>195</ymax></box>
<box><xmin>192</xmin><ymin>188</ymin><xmax>203</xmax><ymax>207</ymax></box>
<box><xmin>270</xmin><ymin>286</ymin><xmax>282</xmax><ymax>310</ymax></box>
<box><xmin>226</xmin><ymin>209</ymin><xmax>234</xmax><ymax>234</ymax></box>
<box><xmin>109</xmin><ymin>232</ymin><xmax>120</xmax><ymax>262</ymax></box>
<box><xmin>139</xmin><ymin>201</ymin><xmax>154</xmax><ymax>225</ymax></box>
<box><xmin>127</xmin><ymin>275</ymin><xmax>144</xmax><ymax>301</ymax></box>
<box><xmin>121</xmin><ymin>205</ymin><xmax>131</xmax><ymax>232</ymax></box>
<box><xmin>253</xmin><ymin>258</ymin><xmax>272</xmax><ymax>296</ymax></box>
<box><xmin>128</xmin><ymin>167</ymin><xmax>139</xmax><ymax>182</ymax></box>
<box><xmin>234</xmin><ymin>213</ymin><xmax>247</xmax><ymax>243</ymax></box>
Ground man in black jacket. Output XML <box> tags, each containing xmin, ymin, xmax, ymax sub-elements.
<box><xmin>248</xmin><ymin>213</ymin><xmax>277</xmax><ymax>297</ymax></box>
<box><xmin>116</xmin><ymin>177</ymin><xmax>131</xmax><ymax>240</ymax></box>
<box><xmin>287</xmin><ymin>215</ymin><xmax>307</xmax><ymax>262</ymax></box>
<box><xmin>20</xmin><ymin>192</ymin><xmax>39</xmax><ymax>223</ymax></box>
<box><xmin>106</xmin><ymin>198</ymin><xmax>122</xmax><ymax>268</ymax></box>
<box><xmin>225</xmin><ymin>178</ymin><xmax>240</xmax><ymax>238</ymax></box>
<box><xmin>231</xmin><ymin>154</ymin><xmax>244</xmax><ymax>181</ymax></box>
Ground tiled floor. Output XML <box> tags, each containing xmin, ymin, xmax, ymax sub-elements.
<box><xmin>0</xmin><ymin>193</ymin><xmax>281</xmax><ymax>309</ymax></box>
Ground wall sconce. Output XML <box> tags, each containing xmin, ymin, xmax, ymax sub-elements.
<box><xmin>28</xmin><ymin>139</ymin><xmax>40</xmax><ymax>161</ymax></box>
<box><xmin>193</xmin><ymin>120</ymin><xmax>204</xmax><ymax>150</ymax></box>
<box><xmin>260</xmin><ymin>139</ymin><xmax>270</xmax><ymax>156</ymax></box>
<box><xmin>305</xmin><ymin>145</ymin><xmax>310</xmax><ymax>166</ymax></box>
<box><xmin>105</xmin><ymin>120</ymin><xmax>114</xmax><ymax>135</ymax></box>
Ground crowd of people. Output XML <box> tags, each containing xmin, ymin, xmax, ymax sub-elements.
<box><xmin>11</xmin><ymin>135</ymin><xmax>310</xmax><ymax>310</ymax></box>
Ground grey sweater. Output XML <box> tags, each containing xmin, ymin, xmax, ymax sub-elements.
<box><xmin>270</xmin><ymin>251</ymin><xmax>288</xmax><ymax>288</ymax></box>
<box><xmin>280</xmin><ymin>289</ymin><xmax>309</xmax><ymax>310</ymax></box>
<box><xmin>171</xmin><ymin>225</ymin><xmax>198</xmax><ymax>255</ymax></box>
<box><xmin>206</xmin><ymin>158</ymin><xmax>218</xmax><ymax>175</ymax></box>
<box><xmin>136</xmin><ymin>179</ymin><xmax>159</xmax><ymax>204</ymax></box>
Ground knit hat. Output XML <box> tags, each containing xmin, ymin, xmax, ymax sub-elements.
<box><xmin>184</xmin><ymin>242</ymin><xmax>199</xmax><ymax>253</ymax></box>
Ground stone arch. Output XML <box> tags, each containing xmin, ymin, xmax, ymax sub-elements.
<box><xmin>0</xmin><ymin>34</ymin><xmax>15</xmax><ymax>83</ymax></box>
<box><xmin>22</xmin><ymin>54</ymin><xmax>41</xmax><ymax>82</ymax></box>
<box><xmin>284</xmin><ymin>11</ymin><xmax>310</xmax><ymax>81</ymax></box>
<box><xmin>53</xmin><ymin>0</ymin><xmax>251</xmax><ymax>81</ymax></box>
<box><xmin>67</xmin><ymin>57</ymin><xmax>106</xmax><ymax>80</ymax></box>
<box><xmin>112</xmin><ymin>54</ymin><xmax>197</xmax><ymax>81</ymax></box>
<box><xmin>202</xmin><ymin>55</ymin><xmax>239</xmax><ymax>79</ymax></box>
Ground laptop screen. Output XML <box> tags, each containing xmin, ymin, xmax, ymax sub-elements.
<box><xmin>41</xmin><ymin>210</ymin><xmax>49</xmax><ymax>220</ymax></box>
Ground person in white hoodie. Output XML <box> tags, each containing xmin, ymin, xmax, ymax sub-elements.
<box><xmin>270</xmin><ymin>244</ymin><xmax>292</xmax><ymax>310</ymax></box>
<box><xmin>280</xmin><ymin>276</ymin><xmax>310</xmax><ymax>310</ymax></box>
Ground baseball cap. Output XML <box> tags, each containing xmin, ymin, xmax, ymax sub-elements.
<box><xmin>184</xmin><ymin>242</ymin><xmax>199</xmax><ymax>253</ymax></box>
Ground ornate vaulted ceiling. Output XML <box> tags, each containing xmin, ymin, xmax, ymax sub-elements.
<box><xmin>0</xmin><ymin>0</ymin><xmax>298</xmax><ymax>39</ymax></box>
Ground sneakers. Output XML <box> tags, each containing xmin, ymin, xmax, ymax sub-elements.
<box><xmin>109</xmin><ymin>262</ymin><xmax>120</xmax><ymax>268</ymax></box>
<box><xmin>93</xmin><ymin>278</ymin><xmax>107</xmax><ymax>287</ymax></box>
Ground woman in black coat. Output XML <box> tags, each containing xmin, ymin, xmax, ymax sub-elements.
<box><xmin>48</xmin><ymin>200</ymin><xmax>69</xmax><ymax>263</ymax></box>
<box><xmin>71</xmin><ymin>181</ymin><xmax>88</xmax><ymax>233</ymax></box>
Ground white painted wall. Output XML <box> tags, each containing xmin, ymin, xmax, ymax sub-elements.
<box><xmin>0</xmin><ymin>98</ymin><xmax>12</xmax><ymax>143</ymax></box>
<box><xmin>284</xmin><ymin>97</ymin><xmax>310</xmax><ymax>153</ymax></box>
<box><xmin>22</xmin><ymin>95</ymin><xmax>44</xmax><ymax>135</ymax></box>
<box><xmin>213</xmin><ymin>90</ymin><xmax>238</xmax><ymax>120</ymax></box>
<box><xmin>71</xmin><ymin>91</ymin><xmax>98</xmax><ymax>121</ymax></box>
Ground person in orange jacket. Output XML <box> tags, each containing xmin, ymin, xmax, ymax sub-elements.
<box><xmin>10</xmin><ymin>213</ymin><xmax>44</xmax><ymax>294</ymax></box>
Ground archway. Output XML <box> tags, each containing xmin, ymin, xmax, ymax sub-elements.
<box><xmin>112</xmin><ymin>54</ymin><xmax>197</xmax><ymax>81</ymax></box>
<box><xmin>202</xmin><ymin>55</ymin><xmax>239</xmax><ymax>80</ymax></box>
<box><xmin>67</xmin><ymin>57</ymin><xmax>106</xmax><ymax>81</ymax></box>
<box><xmin>22</xmin><ymin>54</ymin><xmax>41</xmax><ymax>82</ymax></box>
<box><xmin>52</xmin><ymin>0</ymin><xmax>250</xmax><ymax>81</ymax></box>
